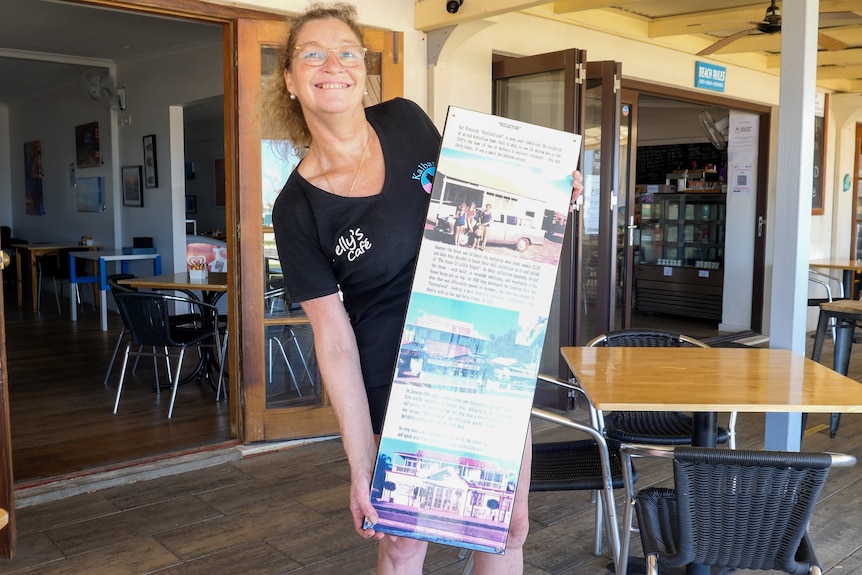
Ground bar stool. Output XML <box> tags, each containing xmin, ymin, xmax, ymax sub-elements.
<box><xmin>810</xmin><ymin>299</ymin><xmax>862</xmax><ymax>437</ymax></box>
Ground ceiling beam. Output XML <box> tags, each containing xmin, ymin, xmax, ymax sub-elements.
<box><xmin>650</xmin><ymin>5</ymin><xmax>768</xmax><ymax>37</ymax></box>
<box><xmin>767</xmin><ymin>47</ymin><xmax>862</xmax><ymax>68</ymax></box>
<box><xmin>649</xmin><ymin>0</ymin><xmax>862</xmax><ymax>38</ymax></box>
<box><xmin>702</xmin><ymin>24</ymin><xmax>862</xmax><ymax>54</ymax></box>
<box><xmin>552</xmin><ymin>0</ymin><xmax>619</xmax><ymax>13</ymax></box>
<box><xmin>414</xmin><ymin>0</ymin><xmax>549</xmax><ymax>32</ymax></box>
<box><xmin>817</xmin><ymin>63</ymin><xmax>862</xmax><ymax>79</ymax></box>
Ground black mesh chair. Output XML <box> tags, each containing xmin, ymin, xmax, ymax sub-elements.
<box><xmin>621</xmin><ymin>444</ymin><xmax>856</xmax><ymax>575</ymax></box>
<box><xmin>112</xmin><ymin>290</ymin><xmax>221</xmax><ymax>418</ymax></box>
<box><xmin>586</xmin><ymin>329</ymin><xmax>737</xmax><ymax>449</ymax></box>
<box><xmin>103</xmin><ymin>274</ymin><xmax>202</xmax><ymax>387</ymax></box>
<box><xmin>460</xmin><ymin>375</ymin><xmax>632</xmax><ymax>574</ymax></box>
<box><xmin>36</xmin><ymin>247</ymin><xmax>92</xmax><ymax>313</ymax></box>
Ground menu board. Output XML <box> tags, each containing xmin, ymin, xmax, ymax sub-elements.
<box><xmin>637</xmin><ymin>143</ymin><xmax>727</xmax><ymax>184</ymax></box>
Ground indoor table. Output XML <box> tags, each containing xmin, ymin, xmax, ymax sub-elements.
<box><xmin>561</xmin><ymin>346</ymin><xmax>862</xmax><ymax>575</ymax></box>
<box><xmin>11</xmin><ymin>242</ymin><xmax>100</xmax><ymax>312</ymax></box>
<box><xmin>119</xmin><ymin>272</ymin><xmax>228</xmax><ymax>386</ymax></box>
<box><xmin>809</xmin><ymin>258</ymin><xmax>862</xmax><ymax>300</ymax></box>
<box><xmin>69</xmin><ymin>250</ymin><xmax>161</xmax><ymax>331</ymax></box>
<box><xmin>118</xmin><ymin>272</ymin><xmax>227</xmax><ymax>304</ymax></box>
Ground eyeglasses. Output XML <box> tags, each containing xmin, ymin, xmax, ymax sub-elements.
<box><xmin>294</xmin><ymin>43</ymin><xmax>367</xmax><ymax>67</ymax></box>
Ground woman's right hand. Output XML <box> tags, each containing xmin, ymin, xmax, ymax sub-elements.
<box><xmin>350</xmin><ymin>467</ymin><xmax>384</xmax><ymax>539</ymax></box>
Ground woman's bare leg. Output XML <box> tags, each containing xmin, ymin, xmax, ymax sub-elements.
<box><xmin>377</xmin><ymin>536</ymin><xmax>428</xmax><ymax>575</ymax></box>
<box><xmin>473</xmin><ymin>426</ymin><xmax>532</xmax><ymax>575</ymax></box>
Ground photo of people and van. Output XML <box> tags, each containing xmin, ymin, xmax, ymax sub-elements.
<box><xmin>424</xmin><ymin>172</ymin><xmax>568</xmax><ymax>261</ymax></box>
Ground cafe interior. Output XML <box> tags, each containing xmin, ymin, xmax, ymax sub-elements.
<box><xmin>1</xmin><ymin>0</ymin><xmax>862</xmax><ymax>572</ymax></box>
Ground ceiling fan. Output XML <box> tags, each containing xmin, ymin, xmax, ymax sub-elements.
<box><xmin>697</xmin><ymin>0</ymin><xmax>850</xmax><ymax>56</ymax></box>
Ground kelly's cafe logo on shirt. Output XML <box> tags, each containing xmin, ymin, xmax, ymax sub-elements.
<box><xmin>335</xmin><ymin>162</ymin><xmax>436</xmax><ymax>263</ymax></box>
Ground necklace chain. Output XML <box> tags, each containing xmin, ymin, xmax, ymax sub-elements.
<box><xmin>318</xmin><ymin>131</ymin><xmax>371</xmax><ymax>197</ymax></box>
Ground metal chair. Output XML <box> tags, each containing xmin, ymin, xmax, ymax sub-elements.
<box><xmin>586</xmin><ymin>329</ymin><xmax>737</xmax><ymax>449</ymax></box>
<box><xmin>264</xmin><ymin>285</ymin><xmax>314</xmax><ymax>397</ymax></box>
<box><xmin>112</xmin><ymin>290</ymin><xmax>221</xmax><ymax>418</ymax></box>
<box><xmin>808</xmin><ymin>269</ymin><xmax>846</xmax><ymax>342</ymax></box>
<box><xmin>103</xmin><ymin>274</ymin><xmax>202</xmax><ymax>387</ymax></box>
<box><xmin>620</xmin><ymin>444</ymin><xmax>856</xmax><ymax>575</ymax></box>
<box><xmin>460</xmin><ymin>375</ymin><xmax>631</xmax><ymax>574</ymax></box>
<box><xmin>36</xmin><ymin>247</ymin><xmax>92</xmax><ymax>313</ymax></box>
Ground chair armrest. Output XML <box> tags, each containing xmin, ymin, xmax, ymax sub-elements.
<box><xmin>537</xmin><ymin>373</ymin><xmax>605</xmax><ymax>431</ymax></box>
<box><xmin>809</xmin><ymin>268</ymin><xmax>845</xmax><ymax>298</ymax></box>
<box><xmin>530</xmin><ymin>405</ymin><xmax>621</xmax><ymax>565</ymax></box>
<box><xmin>826</xmin><ymin>452</ymin><xmax>857</xmax><ymax>467</ymax></box>
<box><xmin>163</xmin><ymin>294</ymin><xmax>220</xmax><ymax>323</ymax></box>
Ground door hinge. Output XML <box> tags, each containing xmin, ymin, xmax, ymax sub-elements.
<box><xmin>576</xmin><ymin>62</ymin><xmax>585</xmax><ymax>84</ymax></box>
<box><xmin>758</xmin><ymin>215</ymin><xmax>766</xmax><ymax>238</ymax></box>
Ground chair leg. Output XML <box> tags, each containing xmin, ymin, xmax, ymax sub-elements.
<box><xmin>728</xmin><ymin>411</ymin><xmax>738</xmax><ymax>449</ymax></box>
<box><xmin>593</xmin><ymin>491</ymin><xmax>604</xmax><ymax>555</ymax></box>
<box><xmin>273</xmin><ymin>337</ymin><xmax>303</xmax><ymax>395</ymax></box>
<box><xmin>52</xmin><ymin>277</ymin><xmax>61</xmax><ymax>314</ymax></box>
<box><xmin>618</xmin><ymin>494</ymin><xmax>636</xmax><ymax>575</ymax></box>
<box><xmin>830</xmin><ymin>413</ymin><xmax>841</xmax><ymax>437</ymax></box>
<box><xmin>167</xmin><ymin>347</ymin><xmax>187</xmax><ymax>419</ymax></box>
<box><xmin>103</xmin><ymin>328</ymin><xmax>127</xmax><ymax>387</ymax></box>
<box><xmin>459</xmin><ymin>549</ymin><xmax>474</xmax><ymax>575</ymax></box>
<box><xmin>112</xmin><ymin>345</ymin><xmax>133</xmax><ymax>414</ymax></box>
<box><xmin>287</xmin><ymin>329</ymin><xmax>314</xmax><ymax>383</ymax></box>
<box><xmin>216</xmin><ymin>331</ymin><xmax>228</xmax><ymax>401</ymax></box>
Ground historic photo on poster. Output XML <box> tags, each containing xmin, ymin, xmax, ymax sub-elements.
<box><xmin>366</xmin><ymin>107</ymin><xmax>582</xmax><ymax>554</ymax></box>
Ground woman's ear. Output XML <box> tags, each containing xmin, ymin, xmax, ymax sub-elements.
<box><xmin>283</xmin><ymin>69</ymin><xmax>296</xmax><ymax>98</ymax></box>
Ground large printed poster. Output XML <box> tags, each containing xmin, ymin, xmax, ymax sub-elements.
<box><xmin>367</xmin><ymin>107</ymin><xmax>581</xmax><ymax>553</ymax></box>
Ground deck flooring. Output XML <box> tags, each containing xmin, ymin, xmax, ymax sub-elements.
<box><xmin>2</xmin><ymin>285</ymin><xmax>862</xmax><ymax>573</ymax></box>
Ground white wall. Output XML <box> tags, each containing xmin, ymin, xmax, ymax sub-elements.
<box><xmin>115</xmin><ymin>40</ymin><xmax>224</xmax><ymax>273</ymax></box>
<box><xmin>9</xmin><ymin>82</ymin><xmax>114</xmax><ymax>245</ymax></box>
<box><xmin>184</xmin><ymin>116</ymin><xmax>226</xmax><ymax>236</ymax></box>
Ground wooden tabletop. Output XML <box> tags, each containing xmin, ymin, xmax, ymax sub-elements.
<box><xmin>561</xmin><ymin>347</ymin><xmax>862</xmax><ymax>413</ymax></box>
<box><xmin>809</xmin><ymin>258</ymin><xmax>862</xmax><ymax>270</ymax></box>
<box><xmin>119</xmin><ymin>272</ymin><xmax>228</xmax><ymax>291</ymax></box>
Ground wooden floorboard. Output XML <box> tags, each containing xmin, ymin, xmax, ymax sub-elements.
<box><xmin>4</xmin><ymin>284</ymin><xmax>862</xmax><ymax>573</ymax></box>
<box><xmin>0</xmin><ymin>347</ymin><xmax>860</xmax><ymax>573</ymax></box>
<box><xmin>3</xmin><ymin>284</ymin><xmax>230</xmax><ymax>484</ymax></box>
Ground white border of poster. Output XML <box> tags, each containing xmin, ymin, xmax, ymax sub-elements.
<box><xmin>367</xmin><ymin>107</ymin><xmax>582</xmax><ymax>554</ymax></box>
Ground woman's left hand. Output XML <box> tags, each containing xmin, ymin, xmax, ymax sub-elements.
<box><xmin>570</xmin><ymin>170</ymin><xmax>584</xmax><ymax>211</ymax></box>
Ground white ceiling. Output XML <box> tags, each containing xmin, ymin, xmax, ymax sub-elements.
<box><xmin>0</xmin><ymin>0</ymin><xmax>222</xmax><ymax>108</ymax></box>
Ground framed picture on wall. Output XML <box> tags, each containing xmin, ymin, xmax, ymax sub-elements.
<box><xmin>811</xmin><ymin>92</ymin><xmax>827</xmax><ymax>216</ymax></box>
<box><xmin>143</xmin><ymin>134</ymin><xmax>158</xmax><ymax>188</ymax></box>
<box><xmin>185</xmin><ymin>195</ymin><xmax>197</xmax><ymax>214</ymax></box>
<box><xmin>122</xmin><ymin>165</ymin><xmax>143</xmax><ymax>207</ymax></box>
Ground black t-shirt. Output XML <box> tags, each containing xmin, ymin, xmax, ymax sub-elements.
<box><xmin>272</xmin><ymin>98</ymin><xmax>441</xmax><ymax>390</ymax></box>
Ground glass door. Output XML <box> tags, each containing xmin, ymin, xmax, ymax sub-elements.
<box><xmin>237</xmin><ymin>19</ymin><xmax>403</xmax><ymax>441</ymax></box>
<box><xmin>616</xmin><ymin>90</ymin><xmax>637</xmax><ymax>329</ymax></box>
<box><xmin>492</xmin><ymin>49</ymin><xmax>585</xmax><ymax>390</ymax></box>
<box><xmin>581</xmin><ymin>61</ymin><xmax>623</xmax><ymax>342</ymax></box>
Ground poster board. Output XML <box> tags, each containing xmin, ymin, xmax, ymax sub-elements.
<box><xmin>366</xmin><ymin>107</ymin><xmax>581</xmax><ymax>554</ymax></box>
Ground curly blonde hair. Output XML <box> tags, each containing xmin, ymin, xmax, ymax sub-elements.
<box><xmin>259</xmin><ymin>2</ymin><xmax>365</xmax><ymax>148</ymax></box>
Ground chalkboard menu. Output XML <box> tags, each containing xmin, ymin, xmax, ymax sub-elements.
<box><xmin>637</xmin><ymin>143</ymin><xmax>728</xmax><ymax>184</ymax></box>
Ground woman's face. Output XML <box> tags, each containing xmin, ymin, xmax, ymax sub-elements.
<box><xmin>284</xmin><ymin>18</ymin><xmax>366</xmax><ymax>118</ymax></box>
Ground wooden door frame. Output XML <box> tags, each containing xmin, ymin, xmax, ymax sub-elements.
<box><xmin>0</xmin><ymin>285</ymin><xmax>15</xmax><ymax>557</ymax></box>
<box><xmin>622</xmin><ymin>80</ymin><xmax>772</xmax><ymax>334</ymax></box>
<box><xmin>0</xmin><ymin>1</ymin><xmax>285</xmax><ymax>558</ymax></box>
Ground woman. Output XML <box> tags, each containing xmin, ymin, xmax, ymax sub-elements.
<box><xmin>454</xmin><ymin>201</ymin><xmax>468</xmax><ymax>245</ymax></box>
<box><xmin>266</xmin><ymin>4</ymin><xmax>581</xmax><ymax>573</ymax></box>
